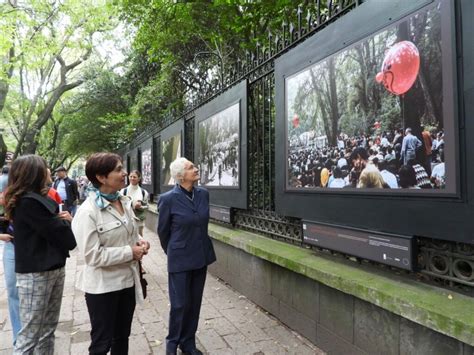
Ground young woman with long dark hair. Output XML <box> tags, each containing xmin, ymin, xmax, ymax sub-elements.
<box><xmin>5</xmin><ymin>154</ymin><xmax>76</xmax><ymax>354</ymax></box>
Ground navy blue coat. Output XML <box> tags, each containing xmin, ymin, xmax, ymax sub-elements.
<box><xmin>157</xmin><ymin>185</ymin><xmax>216</xmax><ymax>273</ymax></box>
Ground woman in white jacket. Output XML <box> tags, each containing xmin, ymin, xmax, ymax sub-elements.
<box><xmin>72</xmin><ymin>152</ymin><xmax>150</xmax><ymax>355</ymax></box>
<box><xmin>121</xmin><ymin>170</ymin><xmax>149</xmax><ymax>236</ymax></box>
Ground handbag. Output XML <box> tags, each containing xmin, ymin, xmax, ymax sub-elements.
<box><xmin>138</xmin><ymin>261</ymin><xmax>148</xmax><ymax>299</ymax></box>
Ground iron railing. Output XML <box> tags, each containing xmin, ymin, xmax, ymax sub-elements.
<box><xmin>122</xmin><ymin>0</ymin><xmax>473</xmax><ymax>293</ymax></box>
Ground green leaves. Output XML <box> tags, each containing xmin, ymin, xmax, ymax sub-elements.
<box><xmin>0</xmin><ymin>0</ymin><xmax>119</xmax><ymax>160</ymax></box>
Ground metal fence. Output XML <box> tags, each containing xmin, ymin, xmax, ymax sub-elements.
<box><xmin>125</xmin><ymin>0</ymin><xmax>474</xmax><ymax>295</ymax></box>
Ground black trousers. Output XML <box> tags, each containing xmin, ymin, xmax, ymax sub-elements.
<box><xmin>85</xmin><ymin>286</ymin><xmax>136</xmax><ymax>355</ymax></box>
<box><xmin>167</xmin><ymin>266</ymin><xmax>207</xmax><ymax>353</ymax></box>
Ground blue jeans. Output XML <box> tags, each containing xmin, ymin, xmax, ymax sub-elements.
<box><xmin>70</xmin><ymin>204</ymin><xmax>77</xmax><ymax>217</ymax></box>
<box><xmin>3</xmin><ymin>241</ymin><xmax>21</xmax><ymax>344</ymax></box>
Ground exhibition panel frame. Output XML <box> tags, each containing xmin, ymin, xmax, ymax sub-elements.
<box><xmin>159</xmin><ymin>119</ymin><xmax>184</xmax><ymax>193</ymax></box>
<box><xmin>274</xmin><ymin>0</ymin><xmax>473</xmax><ymax>243</ymax></box>
<box><xmin>140</xmin><ymin>137</ymin><xmax>154</xmax><ymax>194</ymax></box>
<box><xmin>128</xmin><ymin>147</ymin><xmax>139</xmax><ymax>173</ymax></box>
<box><xmin>194</xmin><ymin>80</ymin><xmax>248</xmax><ymax>209</ymax></box>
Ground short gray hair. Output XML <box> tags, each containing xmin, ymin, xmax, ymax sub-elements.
<box><xmin>170</xmin><ymin>157</ymin><xmax>188</xmax><ymax>182</ymax></box>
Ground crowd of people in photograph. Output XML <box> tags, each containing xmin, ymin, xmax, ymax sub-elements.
<box><xmin>288</xmin><ymin>127</ymin><xmax>446</xmax><ymax>190</ymax></box>
<box><xmin>199</xmin><ymin>145</ymin><xmax>238</xmax><ymax>186</ymax></box>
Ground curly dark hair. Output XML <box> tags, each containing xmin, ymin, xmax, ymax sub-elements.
<box><xmin>5</xmin><ymin>155</ymin><xmax>49</xmax><ymax>219</ymax></box>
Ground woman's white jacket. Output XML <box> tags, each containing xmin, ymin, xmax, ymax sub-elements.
<box><xmin>72</xmin><ymin>192</ymin><xmax>144</xmax><ymax>303</ymax></box>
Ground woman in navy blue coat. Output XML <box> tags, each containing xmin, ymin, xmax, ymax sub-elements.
<box><xmin>158</xmin><ymin>157</ymin><xmax>216</xmax><ymax>355</ymax></box>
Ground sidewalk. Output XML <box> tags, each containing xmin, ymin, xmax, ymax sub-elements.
<box><xmin>0</xmin><ymin>228</ymin><xmax>324</xmax><ymax>354</ymax></box>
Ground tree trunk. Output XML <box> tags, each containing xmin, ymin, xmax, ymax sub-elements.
<box><xmin>397</xmin><ymin>20</ymin><xmax>426</xmax><ymax>163</ymax></box>
<box><xmin>0</xmin><ymin>134</ymin><xmax>7</xmax><ymax>167</ymax></box>
<box><xmin>327</xmin><ymin>57</ymin><xmax>339</xmax><ymax>146</ymax></box>
<box><xmin>0</xmin><ymin>47</ymin><xmax>15</xmax><ymax>113</ymax></box>
<box><xmin>19</xmin><ymin>79</ymin><xmax>82</xmax><ymax>155</ymax></box>
<box><xmin>309</xmin><ymin>69</ymin><xmax>331</xmax><ymax>141</ymax></box>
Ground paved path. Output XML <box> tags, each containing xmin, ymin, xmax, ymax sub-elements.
<box><xmin>0</xmin><ymin>228</ymin><xmax>324</xmax><ymax>354</ymax></box>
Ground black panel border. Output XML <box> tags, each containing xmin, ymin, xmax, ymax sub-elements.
<box><xmin>139</xmin><ymin>137</ymin><xmax>154</xmax><ymax>194</ymax></box>
<box><xmin>159</xmin><ymin>119</ymin><xmax>185</xmax><ymax>193</ymax></box>
<box><xmin>194</xmin><ymin>80</ymin><xmax>248</xmax><ymax>209</ymax></box>
<box><xmin>274</xmin><ymin>0</ymin><xmax>473</xmax><ymax>243</ymax></box>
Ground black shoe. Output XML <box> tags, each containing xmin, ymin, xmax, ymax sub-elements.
<box><xmin>166</xmin><ymin>352</ymin><xmax>177</xmax><ymax>355</ymax></box>
<box><xmin>182</xmin><ymin>349</ymin><xmax>203</xmax><ymax>355</ymax></box>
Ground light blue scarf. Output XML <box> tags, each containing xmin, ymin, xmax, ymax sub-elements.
<box><xmin>87</xmin><ymin>186</ymin><xmax>120</xmax><ymax>209</ymax></box>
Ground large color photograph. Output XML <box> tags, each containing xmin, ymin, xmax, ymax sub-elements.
<box><xmin>287</xmin><ymin>4</ymin><xmax>447</xmax><ymax>191</ymax></box>
<box><xmin>198</xmin><ymin>103</ymin><xmax>239</xmax><ymax>187</ymax></box>
<box><xmin>162</xmin><ymin>134</ymin><xmax>181</xmax><ymax>185</ymax></box>
<box><xmin>141</xmin><ymin>148</ymin><xmax>152</xmax><ymax>185</ymax></box>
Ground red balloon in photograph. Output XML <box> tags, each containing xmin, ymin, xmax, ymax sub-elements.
<box><xmin>376</xmin><ymin>41</ymin><xmax>420</xmax><ymax>95</ymax></box>
<box><xmin>292</xmin><ymin>114</ymin><xmax>300</xmax><ymax>128</ymax></box>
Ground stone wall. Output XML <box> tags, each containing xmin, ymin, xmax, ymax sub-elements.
<box><xmin>208</xmin><ymin>238</ymin><xmax>473</xmax><ymax>355</ymax></box>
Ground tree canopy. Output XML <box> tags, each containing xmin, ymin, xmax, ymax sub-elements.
<box><xmin>0</xmin><ymin>0</ymin><xmax>333</xmax><ymax>167</ymax></box>
<box><xmin>0</xmin><ymin>0</ymin><xmax>121</xmax><ymax>167</ymax></box>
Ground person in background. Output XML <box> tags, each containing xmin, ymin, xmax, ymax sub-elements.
<box><xmin>53</xmin><ymin>166</ymin><xmax>79</xmax><ymax>215</ymax></box>
<box><xmin>357</xmin><ymin>164</ymin><xmax>387</xmax><ymax>188</ymax></box>
<box><xmin>374</xmin><ymin>158</ymin><xmax>398</xmax><ymax>189</ymax></box>
<box><xmin>158</xmin><ymin>157</ymin><xmax>216</xmax><ymax>355</ymax></box>
<box><xmin>0</xmin><ymin>167</ymin><xmax>21</xmax><ymax>346</ymax></box>
<box><xmin>421</xmin><ymin>126</ymin><xmax>433</xmax><ymax>175</ymax></box>
<box><xmin>398</xmin><ymin>165</ymin><xmax>420</xmax><ymax>189</ymax></box>
<box><xmin>400</xmin><ymin>128</ymin><xmax>422</xmax><ymax>165</ymax></box>
<box><xmin>328</xmin><ymin>166</ymin><xmax>345</xmax><ymax>188</ymax></box>
<box><xmin>5</xmin><ymin>154</ymin><xmax>76</xmax><ymax>354</ymax></box>
<box><xmin>0</xmin><ymin>165</ymin><xmax>9</xmax><ymax>191</ymax></box>
<box><xmin>73</xmin><ymin>153</ymin><xmax>150</xmax><ymax>355</ymax></box>
<box><xmin>431</xmin><ymin>149</ymin><xmax>446</xmax><ymax>188</ymax></box>
<box><xmin>47</xmin><ymin>168</ymin><xmax>63</xmax><ymax>204</ymax></box>
<box><xmin>349</xmin><ymin>147</ymin><xmax>369</xmax><ymax>186</ymax></box>
<box><xmin>121</xmin><ymin>170</ymin><xmax>149</xmax><ymax>236</ymax></box>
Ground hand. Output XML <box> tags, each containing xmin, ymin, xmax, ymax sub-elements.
<box><xmin>0</xmin><ymin>233</ymin><xmax>13</xmax><ymax>242</ymax></box>
<box><xmin>58</xmin><ymin>211</ymin><xmax>73</xmax><ymax>223</ymax></box>
<box><xmin>134</xmin><ymin>201</ymin><xmax>142</xmax><ymax>210</ymax></box>
<box><xmin>137</xmin><ymin>239</ymin><xmax>150</xmax><ymax>255</ymax></box>
<box><xmin>132</xmin><ymin>245</ymin><xmax>146</xmax><ymax>260</ymax></box>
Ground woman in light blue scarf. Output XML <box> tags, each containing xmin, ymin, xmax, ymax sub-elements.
<box><xmin>72</xmin><ymin>152</ymin><xmax>150</xmax><ymax>355</ymax></box>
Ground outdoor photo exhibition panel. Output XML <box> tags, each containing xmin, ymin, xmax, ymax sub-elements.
<box><xmin>140</xmin><ymin>138</ymin><xmax>154</xmax><ymax>194</ymax></box>
<box><xmin>274</xmin><ymin>0</ymin><xmax>472</xmax><ymax>243</ymax></box>
<box><xmin>122</xmin><ymin>151</ymin><xmax>129</xmax><ymax>172</ymax></box>
<box><xmin>194</xmin><ymin>80</ymin><xmax>248</xmax><ymax>209</ymax></box>
<box><xmin>129</xmin><ymin>147</ymin><xmax>139</xmax><ymax>173</ymax></box>
<box><xmin>160</xmin><ymin>119</ymin><xmax>184</xmax><ymax>192</ymax></box>
<box><xmin>153</xmin><ymin>136</ymin><xmax>161</xmax><ymax>195</ymax></box>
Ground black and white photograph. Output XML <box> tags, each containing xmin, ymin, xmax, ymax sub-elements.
<box><xmin>162</xmin><ymin>133</ymin><xmax>181</xmax><ymax>186</ymax></box>
<box><xmin>286</xmin><ymin>4</ymin><xmax>447</xmax><ymax>192</ymax></box>
<box><xmin>141</xmin><ymin>148</ymin><xmax>152</xmax><ymax>185</ymax></box>
<box><xmin>198</xmin><ymin>102</ymin><xmax>240</xmax><ymax>187</ymax></box>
